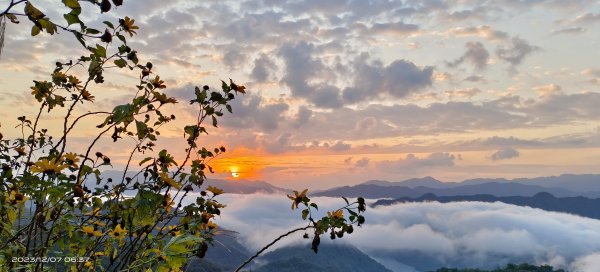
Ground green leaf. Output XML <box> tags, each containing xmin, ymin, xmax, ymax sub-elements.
<box><xmin>45</xmin><ymin>21</ymin><xmax>57</xmax><ymax>34</ymax></box>
<box><xmin>132</xmin><ymin>190</ymin><xmax>162</xmax><ymax>226</ymax></box>
<box><xmin>135</xmin><ymin>120</ymin><xmax>148</xmax><ymax>140</ymax></box>
<box><xmin>342</xmin><ymin>197</ymin><xmax>349</xmax><ymax>205</ymax></box>
<box><xmin>116</xmin><ymin>33</ymin><xmax>126</xmax><ymax>43</ymax></box>
<box><xmin>212</xmin><ymin>116</ymin><xmax>218</xmax><ymax>127</ymax></box>
<box><xmin>5</xmin><ymin>14</ymin><xmax>19</xmax><ymax>24</ymax></box>
<box><xmin>103</xmin><ymin>21</ymin><xmax>114</xmax><ymax>29</ymax></box>
<box><xmin>114</xmin><ymin>59</ymin><xmax>127</xmax><ymax>68</ymax></box>
<box><xmin>226</xmin><ymin>104</ymin><xmax>232</xmax><ymax>113</ymax></box>
<box><xmin>95</xmin><ymin>44</ymin><xmax>107</xmax><ymax>58</ymax></box>
<box><xmin>31</xmin><ymin>25</ymin><xmax>41</xmax><ymax>36</ymax></box>
<box><xmin>139</xmin><ymin>157</ymin><xmax>153</xmax><ymax>166</ymax></box>
<box><xmin>302</xmin><ymin>209</ymin><xmax>309</xmax><ymax>220</ymax></box>
<box><xmin>25</xmin><ymin>2</ymin><xmax>45</xmax><ymax>20</ymax></box>
<box><xmin>310</xmin><ymin>203</ymin><xmax>318</xmax><ymax>210</ymax></box>
<box><xmin>62</xmin><ymin>0</ymin><xmax>80</xmax><ymax>9</ymax></box>
<box><xmin>63</xmin><ymin>13</ymin><xmax>80</xmax><ymax>26</ymax></box>
<box><xmin>345</xmin><ymin>208</ymin><xmax>358</xmax><ymax>217</ymax></box>
<box><xmin>164</xmin><ymin>235</ymin><xmax>204</xmax><ymax>255</ymax></box>
<box><xmin>86</xmin><ymin>28</ymin><xmax>101</xmax><ymax>35</ymax></box>
<box><xmin>88</xmin><ymin>59</ymin><xmax>101</xmax><ymax>77</ymax></box>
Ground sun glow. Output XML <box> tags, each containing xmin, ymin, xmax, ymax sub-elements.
<box><xmin>230</xmin><ymin>166</ymin><xmax>240</xmax><ymax>178</ymax></box>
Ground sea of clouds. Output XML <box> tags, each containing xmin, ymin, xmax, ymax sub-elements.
<box><xmin>196</xmin><ymin>193</ymin><xmax>600</xmax><ymax>272</ymax></box>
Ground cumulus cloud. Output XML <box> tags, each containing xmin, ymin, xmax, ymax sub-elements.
<box><xmin>221</xmin><ymin>94</ymin><xmax>289</xmax><ymax>132</ymax></box>
<box><xmin>343</xmin><ymin>57</ymin><xmax>434</xmax><ymax>104</ymax></box>
<box><xmin>354</xmin><ymin>157</ymin><xmax>370</xmax><ymax>167</ymax></box>
<box><xmin>251</xmin><ymin>53</ymin><xmax>277</xmax><ymax>82</ymax></box>
<box><xmin>496</xmin><ymin>37</ymin><xmax>539</xmax><ymax>67</ymax></box>
<box><xmin>378</xmin><ymin>152</ymin><xmax>457</xmax><ymax>173</ymax></box>
<box><xmin>329</xmin><ymin>141</ymin><xmax>351</xmax><ymax>152</ymax></box>
<box><xmin>279</xmin><ymin>41</ymin><xmax>322</xmax><ymax>98</ymax></box>
<box><xmin>447</xmin><ymin>42</ymin><xmax>490</xmax><ymax>70</ymax></box>
<box><xmin>447</xmin><ymin>25</ymin><xmax>509</xmax><ymax>41</ymax></box>
<box><xmin>293</xmin><ymin>106</ymin><xmax>313</xmax><ymax>128</ymax></box>
<box><xmin>490</xmin><ymin>147</ymin><xmax>520</xmax><ymax>161</ymax></box>
<box><xmin>533</xmin><ymin>84</ymin><xmax>562</xmax><ymax>98</ymax></box>
<box><xmin>208</xmin><ymin>194</ymin><xmax>600</xmax><ymax>272</ymax></box>
<box><xmin>262</xmin><ymin>133</ymin><xmax>294</xmax><ymax>154</ymax></box>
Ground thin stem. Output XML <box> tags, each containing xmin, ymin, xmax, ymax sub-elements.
<box><xmin>1</xmin><ymin>0</ymin><xmax>27</xmax><ymax>17</ymax></box>
<box><xmin>235</xmin><ymin>226</ymin><xmax>314</xmax><ymax>272</ymax></box>
<box><xmin>24</xmin><ymin>102</ymin><xmax>45</xmax><ymax>169</ymax></box>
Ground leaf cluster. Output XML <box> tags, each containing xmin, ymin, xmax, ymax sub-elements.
<box><xmin>0</xmin><ymin>3</ymin><xmax>246</xmax><ymax>270</ymax></box>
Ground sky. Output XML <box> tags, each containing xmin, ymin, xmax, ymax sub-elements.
<box><xmin>1</xmin><ymin>0</ymin><xmax>600</xmax><ymax>189</ymax></box>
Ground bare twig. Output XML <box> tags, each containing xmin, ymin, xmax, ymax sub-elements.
<box><xmin>235</xmin><ymin>226</ymin><xmax>314</xmax><ymax>272</ymax></box>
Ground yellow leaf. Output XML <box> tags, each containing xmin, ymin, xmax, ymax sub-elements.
<box><xmin>206</xmin><ymin>186</ymin><xmax>224</xmax><ymax>196</ymax></box>
<box><xmin>159</xmin><ymin>172</ymin><xmax>182</xmax><ymax>189</ymax></box>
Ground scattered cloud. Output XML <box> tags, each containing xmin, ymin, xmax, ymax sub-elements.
<box><xmin>355</xmin><ymin>157</ymin><xmax>370</xmax><ymax>167</ymax></box>
<box><xmin>490</xmin><ymin>147</ymin><xmax>520</xmax><ymax>161</ymax></box>
<box><xmin>329</xmin><ymin>141</ymin><xmax>352</xmax><ymax>152</ymax></box>
<box><xmin>496</xmin><ymin>37</ymin><xmax>539</xmax><ymax>68</ymax></box>
<box><xmin>446</xmin><ymin>88</ymin><xmax>482</xmax><ymax>99</ymax></box>
<box><xmin>446</xmin><ymin>25</ymin><xmax>509</xmax><ymax>41</ymax></box>
<box><xmin>572</xmin><ymin>13</ymin><xmax>600</xmax><ymax>25</ymax></box>
<box><xmin>533</xmin><ymin>84</ymin><xmax>562</xmax><ymax>98</ymax></box>
<box><xmin>342</xmin><ymin>57</ymin><xmax>434</xmax><ymax>104</ymax></box>
<box><xmin>378</xmin><ymin>152</ymin><xmax>457</xmax><ymax>173</ymax></box>
<box><xmin>551</xmin><ymin>27</ymin><xmax>586</xmax><ymax>35</ymax></box>
<box><xmin>447</xmin><ymin>42</ymin><xmax>490</xmax><ymax>70</ymax></box>
<box><xmin>251</xmin><ymin>53</ymin><xmax>277</xmax><ymax>82</ymax></box>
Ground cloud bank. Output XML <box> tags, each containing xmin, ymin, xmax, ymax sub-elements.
<box><xmin>209</xmin><ymin>194</ymin><xmax>600</xmax><ymax>272</ymax></box>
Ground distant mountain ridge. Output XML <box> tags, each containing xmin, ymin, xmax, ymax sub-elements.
<box><xmin>203</xmin><ymin>178</ymin><xmax>289</xmax><ymax>194</ymax></box>
<box><xmin>97</xmin><ymin>170</ymin><xmax>289</xmax><ymax>194</ymax></box>
<box><xmin>372</xmin><ymin>192</ymin><xmax>600</xmax><ymax>220</ymax></box>
<box><xmin>97</xmin><ymin>171</ymin><xmax>600</xmax><ymax>198</ymax></box>
<box><xmin>316</xmin><ymin>174</ymin><xmax>600</xmax><ymax>198</ymax></box>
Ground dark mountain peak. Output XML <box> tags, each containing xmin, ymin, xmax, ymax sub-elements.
<box><xmin>255</xmin><ymin>243</ymin><xmax>392</xmax><ymax>272</ymax></box>
<box><xmin>533</xmin><ymin>192</ymin><xmax>556</xmax><ymax>199</ymax></box>
<box><xmin>361</xmin><ymin>180</ymin><xmax>392</xmax><ymax>186</ymax></box>
<box><xmin>418</xmin><ymin>193</ymin><xmax>439</xmax><ymax>200</ymax></box>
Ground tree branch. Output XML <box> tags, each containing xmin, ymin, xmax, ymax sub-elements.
<box><xmin>235</xmin><ymin>226</ymin><xmax>314</xmax><ymax>272</ymax></box>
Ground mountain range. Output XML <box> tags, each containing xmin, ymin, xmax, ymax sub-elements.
<box><xmin>97</xmin><ymin>171</ymin><xmax>600</xmax><ymax>198</ymax></box>
<box><xmin>315</xmin><ymin>174</ymin><xmax>600</xmax><ymax>198</ymax></box>
<box><xmin>373</xmin><ymin>192</ymin><xmax>600</xmax><ymax>220</ymax></box>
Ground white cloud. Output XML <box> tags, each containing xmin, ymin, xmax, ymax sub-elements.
<box><xmin>208</xmin><ymin>194</ymin><xmax>600</xmax><ymax>271</ymax></box>
<box><xmin>571</xmin><ymin>253</ymin><xmax>600</xmax><ymax>272</ymax></box>
<box><xmin>490</xmin><ymin>147</ymin><xmax>520</xmax><ymax>161</ymax></box>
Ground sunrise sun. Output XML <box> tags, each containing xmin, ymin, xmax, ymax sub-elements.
<box><xmin>230</xmin><ymin>166</ymin><xmax>240</xmax><ymax>178</ymax></box>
